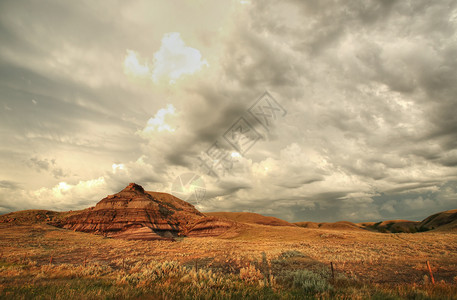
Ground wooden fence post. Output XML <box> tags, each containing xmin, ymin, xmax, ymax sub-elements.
<box><xmin>330</xmin><ymin>262</ymin><xmax>335</xmax><ymax>283</ymax></box>
<box><xmin>426</xmin><ymin>261</ymin><xmax>435</xmax><ymax>285</ymax></box>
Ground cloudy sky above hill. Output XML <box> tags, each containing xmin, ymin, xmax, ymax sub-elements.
<box><xmin>1</xmin><ymin>0</ymin><xmax>456</xmax><ymax>222</ymax></box>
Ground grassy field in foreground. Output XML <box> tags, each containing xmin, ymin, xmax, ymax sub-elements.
<box><xmin>1</xmin><ymin>222</ymin><xmax>457</xmax><ymax>299</ymax></box>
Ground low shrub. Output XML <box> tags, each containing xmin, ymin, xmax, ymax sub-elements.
<box><xmin>291</xmin><ymin>269</ymin><xmax>332</xmax><ymax>293</ymax></box>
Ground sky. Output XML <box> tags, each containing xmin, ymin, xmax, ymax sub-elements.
<box><xmin>0</xmin><ymin>0</ymin><xmax>456</xmax><ymax>223</ymax></box>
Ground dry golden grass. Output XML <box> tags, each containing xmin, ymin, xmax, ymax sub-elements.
<box><xmin>1</xmin><ymin>221</ymin><xmax>456</xmax><ymax>285</ymax></box>
<box><xmin>1</xmin><ymin>211</ymin><xmax>457</xmax><ymax>299</ymax></box>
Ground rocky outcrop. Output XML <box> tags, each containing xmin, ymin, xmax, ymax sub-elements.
<box><xmin>60</xmin><ymin>183</ymin><xmax>237</xmax><ymax>240</ymax></box>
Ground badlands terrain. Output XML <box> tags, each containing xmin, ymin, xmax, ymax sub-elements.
<box><xmin>0</xmin><ymin>183</ymin><xmax>456</xmax><ymax>299</ymax></box>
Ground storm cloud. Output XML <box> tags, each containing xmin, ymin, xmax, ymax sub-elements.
<box><xmin>0</xmin><ymin>0</ymin><xmax>456</xmax><ymax>222</ymax></box>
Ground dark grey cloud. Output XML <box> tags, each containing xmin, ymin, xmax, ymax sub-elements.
<box><xmin>27</xmin><ymin>157</ymin><xmax>68</xmax><ymax>179</ymax></box>
<box><xmin>186</xmin><ymin>0</ymin><xmax>457</xmax><ymax>221</ymax></box>
<box><xmin>0</xmin><ymin>180</ymin><xmax>21</xmax><ymax>190</ymax></box>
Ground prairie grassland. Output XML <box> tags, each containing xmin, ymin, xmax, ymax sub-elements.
<box><xmin>1</xmin><ymin>222</ymin><xmax>457</xmax><ymax>299</ymax></box>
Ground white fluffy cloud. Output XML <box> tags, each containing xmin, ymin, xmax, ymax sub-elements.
<box><xmin>152</xmin><ymin>32</ymin><xmax>208</xmax><ymax>84</ymax></box>
<box><xmin>123</xmin><ymin>32</ymin><xmax>208</xmax><ymax>84</ymax></box>
<box><xmin>138</xmin><ymin>104</ymin><xmax>176</xmax><ymax>136</ymax></box>
<box><xmin>123</xmin><ymin>50</ymin><xmax>150</xmax><ymax>78</ymax></box>
<box><xmin>0</xmin><ymin>177</ymin><xmax>108</xmax><ymax>213</ymax></box>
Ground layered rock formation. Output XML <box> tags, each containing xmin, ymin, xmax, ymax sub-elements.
<box><xmin>60</xmin><ymin>183</ymin><xmax>236</xmax><ymax>240</ymax></box>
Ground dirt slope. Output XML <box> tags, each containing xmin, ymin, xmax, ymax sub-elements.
<box><xmin>419</xmin><ymin>209</ymin><xmax>457</xmax><ymax>231</ymax></box>
<box><xmin>205</xmin><ymin>212</ymin><xmax>295</xmax><ymax>227</ymax></box>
